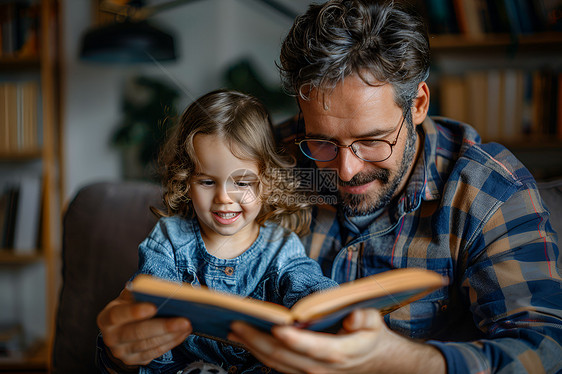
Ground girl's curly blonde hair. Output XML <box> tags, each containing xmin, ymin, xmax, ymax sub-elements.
<box><xmin>156</xmin><ymin>89</ymin><xmax>311</xmax><ymax>236</ymax></box>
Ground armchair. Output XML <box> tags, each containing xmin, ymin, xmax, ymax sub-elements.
<box><xmin>52</xmin><ymin>181</ymin><xmax>162</xmax><ymax>373</ymax></box>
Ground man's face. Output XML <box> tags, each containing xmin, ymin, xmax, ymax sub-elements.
<box><xmin>298</xmin><ymin>75</ymin><xmax>418</xmax><ymax>216</ymax></box>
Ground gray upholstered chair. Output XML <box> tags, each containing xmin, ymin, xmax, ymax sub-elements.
<box><xmin>52</xmin><ymin>181</ymin><xmax>162</xmax><ymax>373</ymax></box>
<box><xmin>51</xmin><ymin>178</ymin><xmax>562</xmax><ymax>372</ymax></box>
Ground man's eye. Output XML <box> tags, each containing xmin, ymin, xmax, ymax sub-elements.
<box><xmin>356</xmin><ymin>139</ymin><xmax>385</xmax><ymax>148</ymax></box>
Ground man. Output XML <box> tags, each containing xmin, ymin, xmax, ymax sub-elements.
<box><xmin>226</xmin><ymin>1</ymin><xmax>562</xmax><ymax>373</ymax></box>
<box><xmin>97</xmin><ymin>1</ymin><xmax>561</xmax><ymax>373</ymax></box>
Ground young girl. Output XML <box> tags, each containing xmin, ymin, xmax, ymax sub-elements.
<box><xmin>98</xmin><ymin>89</ymin><xmax>337</xmax><ymax>373</ymax></box>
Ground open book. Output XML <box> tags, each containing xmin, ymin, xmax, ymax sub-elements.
<box><xmin>128</xmin><ymin>268</ymin><xmax>447</xmax><ymax>341</ymax></box>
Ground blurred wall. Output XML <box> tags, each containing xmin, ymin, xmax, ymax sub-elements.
<box><xmin>62</xmin><ymin>0</ymin><xmax>305</xmax><ymax>202</ymax></box>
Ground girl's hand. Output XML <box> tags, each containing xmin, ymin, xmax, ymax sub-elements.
<box><xmin>97</xmin><ymin>289</ymin><xmax>192</xmax><ymax>367</ymax></box>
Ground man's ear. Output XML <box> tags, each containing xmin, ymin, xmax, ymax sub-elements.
<box><xmin>411</xmin><ymin>82</ymin><xmax>430</xmax><ymax>125</ymax></box>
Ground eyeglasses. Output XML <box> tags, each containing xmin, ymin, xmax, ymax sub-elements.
<box><xmin>295</xmin><ymin>112</ymin><xmax>408</xmax><ymax>163</ymax></box>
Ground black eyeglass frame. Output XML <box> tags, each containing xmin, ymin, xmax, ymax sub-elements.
<box><xmin>294</xmin><ymin>108</ymin><xmax>409</xmax><ymax>163</ymax></box>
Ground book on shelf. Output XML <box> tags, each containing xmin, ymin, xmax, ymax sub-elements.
<box><xmin>12</xmin><ymin>174</ymin><xmax>41</xmax><ymax>252</ymax></box>
<box><xmin>538</xmin><ymin>0</ymin><xmax>562</xmax><ymax>31</ymax></box>
<box><xmin>453</xmin><ymin>0</ymin><xmax>485</xmax><ymax>37</ymax></box>
<box><xmin>129</xmin><ymin>268</ymin><xmax>447</xmax><ymax>343</ymax></box>
<box><xmin>437</xmin><ymin>69</ymin><xmax>562</xmax><ymax>143</ymax></box>
<box><xmin>0</xmin><ymin>324</ymin><xmax>24</xmax><ymax>361</ymax></box>
<box><xmin>502</xmin><ymin>69</ymin><xmax>525</xmax><ymax>141</ymax></box>
<box><xmin>0</xmin><ymin>184</ymin><xmax>19</xmax><ymax>250</ymax></box>
<box><xmin>0</xmin><ymin>80</ymin><xmax>40</xmax><ymax>153</ymax></box>
<box><xmin>421</xmin><ymin>0</ymin><xmax>459</xmax><ymax>35</ymax></box>
<box><xmin>439</xmin><ymin>75</ymin><xmax>468</xmax><ymax>124</ymax></box>
<box><xmin>0</xmin><ymin>1</ymin><xmax>39</xmax><ymax>59</ymax></box>
<box><xmin>465</xmin><ymin>70</ymin><xmax>488</xmax><ymax>139</ymax></box>
<box><xmin>485</xmin><ymin>70</ymin><xmax>504</xmax><ymax>141</ymax></box>
<box><xmin>422</xmin><ymin>0</ymin><xmax>561</xmax><ymax>36</ymax></box>
<box><xmin>0</xmin><ymin>165</ymin><xmax>42</xmax><ymax>252</ymax></box>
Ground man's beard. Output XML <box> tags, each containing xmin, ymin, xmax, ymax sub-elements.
<box><xmin>338</xmin><ymin>120</ymin><xmax>417</xmax><ymax>216</ymax></box>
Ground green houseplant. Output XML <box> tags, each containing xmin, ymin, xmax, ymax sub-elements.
<box><xmin>112</xmin><ymin>76</ymin><xmax>179</xmax><ymax>180</ymax></box>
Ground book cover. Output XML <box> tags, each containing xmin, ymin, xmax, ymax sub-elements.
<box><xmin>129</xmin><ymin>268</ymin><xmax>447</xmax><ymax>342</ymax></box>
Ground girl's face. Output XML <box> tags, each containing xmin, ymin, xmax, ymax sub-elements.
<box><xmin>189</xmin><ymin>133</ymin><xmax>262</xmax><ymax>254</ymax></box>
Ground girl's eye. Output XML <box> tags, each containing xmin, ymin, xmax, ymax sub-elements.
<box><xmin>235</xmin><ymin>181</ymin><xmax>255</xmax><ymax>188</ymax></box>
<box><xmin>198</xmin><ymin>180</ymin><xmax>215</xmax><ymax>186</ymax></box>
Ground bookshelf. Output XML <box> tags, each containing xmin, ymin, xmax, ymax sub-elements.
<box><xmin>0</xmin><ymin>0</ymin><xmax>60</xmax><ymax>371</ymax></box>
<box><xmin>419</xmin><ymin>0</ymin><xmax>562</xmax><ymax>180</ymax></box>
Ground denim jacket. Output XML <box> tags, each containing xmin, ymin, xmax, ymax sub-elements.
<box><xmin>97</xmin><ymin>216</ymin><xmax>337</xmax><ymax>373</ymax></box>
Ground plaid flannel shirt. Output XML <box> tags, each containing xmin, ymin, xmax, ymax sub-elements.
<box><xmin>277</xmin><ymin>115</ymin><xmax>562</xmax><ymax>374</ymax></box>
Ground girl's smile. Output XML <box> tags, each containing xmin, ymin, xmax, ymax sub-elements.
<box><xmin>212</xmin><ymin>211</ymin><xmax>242</xmax><ymax>224</ymax></box>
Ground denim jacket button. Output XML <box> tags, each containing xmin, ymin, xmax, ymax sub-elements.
<box><xmin>228</xmin><ymin>366</ymin><xmax>238</xmax><ymax>373</ymax></box>
<box><xmin>224</xmin><ymin>267</ymin><xmax>234</xmax><ymax>276</ymax></box>
<box><xmin>260</xmin><ymin>367</ymin><xmax>271</xmax><ymax>373</ymax></box>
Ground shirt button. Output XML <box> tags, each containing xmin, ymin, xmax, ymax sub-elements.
<box><xmin>224</xmin><ymin>267</ymin><xmax>234</xmax><ymax>276</ymax></box>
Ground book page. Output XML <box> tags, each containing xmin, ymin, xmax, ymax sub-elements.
<box><xmin>290</xmin><ymin>268</ymin><xmax>447</xmax><ymax>322</ymax></box>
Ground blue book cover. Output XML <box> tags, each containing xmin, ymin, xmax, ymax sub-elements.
<box><xmin>129</xmin><ymin>269</ymin><xmax>447</xmax><ymax>343</ymax></box>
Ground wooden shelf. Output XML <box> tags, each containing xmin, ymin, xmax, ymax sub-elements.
<box><xmin>0</xmin><ymin>251</ymin><xmax>43</xmax><ymax>265</ymax></box>
<box><xmin>0</xmin><ymin>339</ymin><xmax>48</xmax><ymax>372</ymax></box>
<box><xmin>0</xmin><ymin>57</ymin><xmax>41</xmax><ymax>70</ymax></box>
<box><xmin>0</xmin><ymin>150</ymin><xmax>43</xmax><ymax>161</ymax></box>
<box><xmin>0</xmin><ymin>0</ymin><xmax>61</xmax><ymax>371</ymax></box>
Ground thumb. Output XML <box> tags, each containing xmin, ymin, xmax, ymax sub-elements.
<box><xmin>342</xmin><ymin>308</ymin><xmax>383</xmax><ymax>332</ymax></box>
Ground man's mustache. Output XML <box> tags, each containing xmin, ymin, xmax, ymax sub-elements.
<box><xmin>338</xmin><ymin>169</ymin><xmax>390</xmax><ymax>187</ymax></box>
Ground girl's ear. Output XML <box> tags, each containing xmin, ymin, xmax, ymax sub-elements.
<box><xmin>411</xmin><ymin>82</ymin><xmax>430</xmax><ymax>125</ymax></box>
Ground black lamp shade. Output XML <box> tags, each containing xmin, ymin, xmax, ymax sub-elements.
<box><xmin>80</xmin><ymin>20</ymin><xmax>176</xmax><ymax>63</ymax></box>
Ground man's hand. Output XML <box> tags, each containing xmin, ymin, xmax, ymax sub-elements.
<box><xmin>228</xmin><ymin>308</ymin><xmax>446</xmax><ymax>374</ymax></box>
<box><xmin>97</xmin><ymin>289</ymin><xmax>192</xmax><ymax>367</ymax></box>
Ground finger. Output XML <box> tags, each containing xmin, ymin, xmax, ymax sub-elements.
<box><xmin>272</xmin><ymin>326</ymin><xmax>348</xmax><ymax>363</ymax></box>
<box><xmin>228</xmin><ymin>323</ymin><xmax>304</xmax><ymax>374</ymax></box>
<box><xmin>97</xmin><ymin>301</ymin><xmax>157</xmax><ymax>331</ymax></box>
<box><xmin>342</xmin><ymin>309</ymin><xmax>383</xmax><ymax>332</ymax></box>
<box><xmin>119</xmin><ymin>288</ymin><xmax>134</xmax><ymax>302</ymax></box>
<box><xmin>111</xmin><ymin>329</ymin><xmax>191</xmax><ymax>366</ymax></box>
<box><xmin>117</xmin><ymin>317</ymin><xmax>192</xmax><ymax>344</ymax></box>
<box><xmin>270</xmin><ymin>310</ymin><xmax>383</xmax><ymax>363</ymax></box>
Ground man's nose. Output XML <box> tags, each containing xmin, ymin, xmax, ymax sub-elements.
<box><xmin>335</xmin><ymin>147</ymin><xmax>364</xmax><ymax>182</ymax></box>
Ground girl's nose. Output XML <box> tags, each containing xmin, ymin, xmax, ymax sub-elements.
<box><xmin>213</xmin><ymin>185</ymin><xmax>234</xmax><ymax>204</ymax></box>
